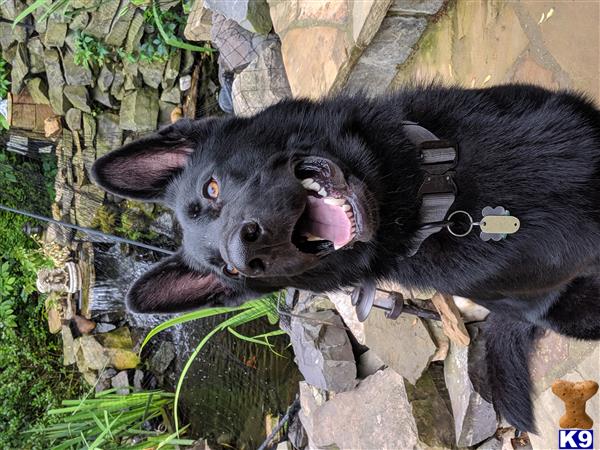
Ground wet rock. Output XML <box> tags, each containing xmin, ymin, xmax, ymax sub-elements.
<box><xmin>84</xmin><ymin>0</ymin><xmax>120</xmax><ymax>39</ymax></box>
<box><xmin>46</xmin><ymin>222</ymin><xmax>74</xmax><ymax>246</ymax></box>
<box><xmin>125</xmin><ymin>10</ymin><xmax>145</xmax><ymax>53</ymax></box>
<box><xmin>111</xmin><ymin>370</ymin><xmax>130</xmax><ymax>395</ymax></box>
<box><xmin>63</xmin><ymin>85</ymin><xmax>91</xmax><ymax>113</ymax></box>
<box><xmin>62</xmin><ymin>325</ymin><xmax>76</xmax><ymax>365</ymax></box>
<box><xmin>345</xmin><ymin>16</ymin><xmax>428</xmax><ymax>95</ymax></box>
<box><xmin>95</xmin><ymin>368</ymin><xmax>117</xmax><ymax>392</ymax></box>
<box><xmin>120</xmin><ymin>88</ymin><xmax>159</xmax><ymax>132</ymax></box>
<box><xmin>160</xmin><ymin>85</ymin><xmax>181</xmax><ymax>104</ymax></box>
<box><xmin>27</xmin><ymin>38</ymin><xmax>45</xmax><ymax>74</ymax></box>
<box><xmin>82</xmin><ymin>113</ymin><xmax>96</xmax><ymax>147</ymax></box>
<box><xmin>69</xmin><ymin>11</ymin><xmax>90</xmax><ymax>31</ymax></box>
<box><xmin>94</xmin><ymin>323</ymin><xmax>116</xmax><ymax>334</ymax></box>
<box><xmin>326</xmin><ymin>290</ymin><xmax>364</xmax><ymax>343</ymax></box>
<box><xmin>206</xmin><ymin>0</ymin><xmax>272</xmax><ymax>34</ymax></box>
<box><xmin>445</xmin><ymin>339</ymin><xmax>497</xmax><ymax>447</ymax></box>
<box><xmin>232</xmin><ymin>40</ymin><xmax>291</xmax><ymax>116</ymax></box>
<box><xmin>95</xmin><ymin>326</ymin><xmax>133</xmax><ymax>349</ymax></box>
<box><xmin>133</xmin><ymin>369</ymin><xmax>144</xmax><ymax>390</ymax></box>
<box><xmin>162</xmin><ymin>50</ymin><xmax>181</xmax><ymax>89</ymax></box>
<box><xmin>74</xmin><ymin>184</ymin><xmax>105</xmax><ymax>227</ymax></box>
<box><xmin>299</xmin><ymin>369</ymin><xmax>419</xmax><ymax>448</ymax></box>
<box><xmin>96</xmin><ymin>112</ymin><xmax>122</xmax><ymax>156</ymax></box>
<box><xmin>288</xmin><ymin>309</ymin><xmax>356</xmax><ymax>392</ymax></box>
<box><xmin>44</xmin><ymin>21</ymin><xmax>68</xmax><ymax>47</ymax></box>
<box><xmin>97</xmin><ymin>65</ymin><xmax>114</xmax><ymax>92</ymax></box>
<box><xmin>11</xmin><ymin>43</ymin><xmax>28</xmax><ymax>95</ymax></box>
<box><xmin>65</xmin><ymin>108</ymin><xmax>82</xmax><ymax>131</ymax></box>
<box><xmin>184</xmin><ymin>0</ymin><xmax>212</xmax><ymax>42</ymax></box>
<box><xmin>63</xmin><ymin>52</ymin><xmax>93</xmax><ymax>85</ymax></box>
<box><xmin>150</xmin><ymin>341</ymin><xmax>176</xmax><ymax>375</ymax></box>
<box><xmin>139</xmin><ymin>58</ymin><xmax>165</xmax><ymax>89</ymax></box>
<box><xmin>95</xmin><ymin>327</ymin><xmax>140</xmax><ymax>370</ymax></box>
<box><xmin>406</xmin><ymin>365</ymin><xmax>456</xmax><ymax>448</ymax></box>
<box><xmin>77</xmin><ymin>335</ymin><xmax>110</xmax><ymax>371</ymax></box>
<box><xmin>149</xmin><ymin>211</ymin><xmax>175</xmax><ymax>236</ymax></box>
<box><xmin>477</xmin><ymin>436</ymin><xmax>503</xmax><ymax>450</ymax></box>
<box><xmin>26</xmin><ymin>78</ymin><xmax>50</xmax><ymax>105</ymax></box>
<box><xmin>105</xmin><ymin>3</ymin><xmax>135</xmax><ymax>47</ymax></box>
<box><xmin>363</xmin><ymin>307</ymin><xmax>437</xmax><ymax>384</ymax></box>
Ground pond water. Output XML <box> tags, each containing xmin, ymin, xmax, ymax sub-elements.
<box><xmin>89</xmin><ymin>244</ymin><xmax>301</xmax><ymax>448</ymax></box>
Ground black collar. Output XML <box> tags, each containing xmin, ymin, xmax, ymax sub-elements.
<box><xmin>401</xmin><ymin>121</ymin><xmax>458</xmax><ymax>256</ymax></box>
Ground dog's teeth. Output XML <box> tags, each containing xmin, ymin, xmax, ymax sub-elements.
<box><xmin>342</xmin><ymin>204</ymin><xmax>351</xmax><ymax>212</ymax></box>
<box><xmin>347</xmin><ymin>212</ymin><xmax>354</xmax><ymax>219</ymax></box>
<box><xmin>301</xmin><ymin>178</ymin><xmax>314</xmax><ymax>188</ymax></box>
<box><xmin>318</xmin><ymin>188</ymin><xmax>327</xmax><ymax>197</ymax></box>
<box><xmin>324</xmin><ymin>197</ymin><xmax>345</xmax><ymax>206</ymax></box>
<box><xmin>305</xmin><ymin>233</ymin><xmax>325</xmax><ymax>241</ymax></box>
<box><xmin>308</xmin><ymin>181</ymin><xmax>321</xmax><ymax>192</ymax></box>
<box><xmin>333</xmin><ymin>242</ymin><xmax>344</xmax><ymax>250</ymax></box>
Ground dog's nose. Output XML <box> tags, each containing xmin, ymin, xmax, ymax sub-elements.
<box><xmin>227</xmin><ymin>221</ymin><xmax>267</xmax><ymax>276</ymax></box>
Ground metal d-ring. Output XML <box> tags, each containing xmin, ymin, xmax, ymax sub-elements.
<box><xmin>447</xmin><ymin>210</ymin><xmax>475</xmax><ymax>237</ymax></box>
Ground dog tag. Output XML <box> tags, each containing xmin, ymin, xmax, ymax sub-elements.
<box><xmin>479</xmin><ymin>206</ymin><xmax>520</xmax><ymax>241</ymax></box>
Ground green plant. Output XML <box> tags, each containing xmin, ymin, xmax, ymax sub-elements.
<box><xmin>0</xmin><ymin>57</ymin><xmax>11</xmax><ymax>99</ymax></box>
<box><xmin>74</xmin><ymin>32</ymin><xmax>110</xmax><ymax>69</ymax></box>
<box><xmin>28</xmin><ymin>388</ymin><xmax>196</xmax><ymax>449</ymax></box>
<box><xmin>142</xmin><ymin>294</ymin><xmax>285</xmax><ymax>432</ymax></box>
<box><xmin>92</xmin><ymin>205</ymin><xmax>118</xmax><ymax>234</ymax></box>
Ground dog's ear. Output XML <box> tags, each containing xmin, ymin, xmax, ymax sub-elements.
<box><xmin>127</xmin><ymin>253</ymin><xmax>257</xmax><ymax>313</ymax></box>
<box><xmin>91</xmin><ymin>118</ymin><xmax>218</xmax><ymax>201</ymax></box>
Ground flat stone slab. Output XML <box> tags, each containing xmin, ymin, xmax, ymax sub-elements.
<box><xmin>299</xmin><ymin>369</ymin><xmax>419</xmax><ymax>448</ymax></box>
<box><xmin>268</xmin><ymin>0</ymin><xmax>393</xmax><ymax>98</ymax></box>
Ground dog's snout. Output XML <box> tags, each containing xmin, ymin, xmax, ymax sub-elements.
<box><xmin>226</xmin><ymin>221</ymin><xmax>268</xmax><ymax>276</ymax></box>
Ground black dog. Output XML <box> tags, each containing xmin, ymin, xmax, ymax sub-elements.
<box><xmin>92</xmin><ymin>84</ymin><xmax>600</xmax><ymax>432</ymax></box>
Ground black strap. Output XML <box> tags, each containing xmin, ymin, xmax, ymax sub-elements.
<box><xmin>401</xmin><ymin>121</ymin><xmax>458</xmax><ymax>256</ymax></box>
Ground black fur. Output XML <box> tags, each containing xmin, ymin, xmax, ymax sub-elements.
<box><xmin>92</xmin><ymin>84</ymin><xmax>600</xmax><ymax>431</ymax></box>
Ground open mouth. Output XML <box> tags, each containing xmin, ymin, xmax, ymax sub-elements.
<box><xmin>291</xmin><ymin>157</ymin><xmax>363</xmax><ymax>256</ymax></box>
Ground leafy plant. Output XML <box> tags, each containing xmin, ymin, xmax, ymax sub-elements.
<box><xmin>28</xmin><ymin>388</ymin><xmax>196</xmax><ymax>449</ymax></box>
<box><xmin>92</xmin><ymin>205</ymin><xmax>118</xmax><ymax>234</ymax></box>
<box><xmin>0</xmin><ymin>58</ymin><xmax>11</xmax><ymax>99</ymax></box>
<box><xmin>142</xmin><ymin>295</ymin><xmax>285</xmax><ymax>432</ymax></box>
<box><xmin>73</xmin><ymin>32</ymin><xmax>110</xmax><ymax>69</ymax></box>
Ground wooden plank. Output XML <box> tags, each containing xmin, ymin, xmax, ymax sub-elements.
<box><xmin>430</xmin><ymin>292</ymin><xmax>471</xmax><ymax>346</ymax></box>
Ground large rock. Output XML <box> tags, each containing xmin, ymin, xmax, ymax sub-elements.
<box><xmin>74</xmin><ymin>183</ymin><xmax>105</xmax><ymax>227</ymax></box>
<box><xmin>62</xmin><ymin>325</ymin><xmax>77</xmax><ymax>365</ymax></box>
<box><xmin>363</xmin><ymin>305</ymin><xmax>437</xmax><ymax>384</ymax></box>
<box><xmin>205</xmin><ymin>0</ymin><xmax>272</xmax><ymax>34</ymax></box>
<box><xmin>70</xmin><ymin>11</ymin><xmax>90</xmax><ymax>30</ymax></box>
<box><xmin>27</xmin><ymin>37</ymin><xmax>45</xmax><ymax>74</ymax></box>
<box><xmin>105</xmin><ymin>3</ymin><xmax>135</xmax><ymax>47</ymax></box>
<box><xmin>96</xmin><ymin>112</ymin><xmax>122</xmax><ymax>156</ymax></box>
<box><xmin>211</xmin><ymin>13</ymin><xmax>264</xmax><ymax>72</ymax></box>
<box><xmin>139</xmin><ymin>59</ymin><xmax>166</xmax><ymax>89</ymax></box>
<box><xmin>125</xmin><ymin>10</ymin><xmax>145</xmax><ymax>53</ymax></box>
<box><xmin>11</xmin><ymin>43</ymin><xmax>28</xmax><ymax>95</ymax></box>
<box><xmin>119</xmin><ymin>88</ymin><xmax>159</xmax><ymax>132</ymax></box>
<box><xmin>232</xmin><ymin>40</ymin><xmax>291</xmax><ymax>116</ymax></box>
<box><xmin>62</xmin><ymin>52</ymin><xmax>93</xmax><ymax>85</ymax></box>
<box><xmin>270</xmin><ymin>0</ymin><xmax>392</xmax><ymax>98</ymax></box>
<box><xmin>44</xmin><ymin>20</ymin><xmax>68</xmax><ymax>47</ymax></box>
<box><xmin>44</xmin><ymin>49</ymin><xmax>70</xmax><ymax>114</ymax></box>
<box><xmin>162</xmin><ymin>50</ymin><xmax>181</xmax><ymax>90</ymax></box>
<box><xmin>82</xmin><ymin>113</ymin><xmax>96</xmax><ymax>147</ymax></box>
<box><xmin>288</xmin><ymin>309</ymin><xmax>356</xmax><ymax>392</ymax></box>
<box><xmin>390</xmin><ymin>0</ymin><xmax>445</xmax><ymax>14</ymax></box>
<box><xmin>299</xmin><ymin>369</ymin><xmax>419</xmax><ymax>448</ymax></box>
<box><xmin>345</xmin><ymin>15</ymin><xmax>428</xmax><ymax>94</ymax></box>
<box><xmin>184</xmin><ymin>0</ymin><xmax>212</xmax><ymax>41</ymax></box>
<box><xmin>63</xmin><ymin>85</ymin><xmax>91</xmax><ymax>113</ymax></box>
<box><xmin>160</xmin><ymin>86</ymin><xmax>181</xmax><ymax>105</ymax></box>
<box><xmin>95</xmin><ymin>327</ymin><xmax>140</xmax><ymax>370</ymax></box>
<box><xmin>444</xmin><ymin>338</ymin><xmax>497</xmax><ymax>447</ymax></box>
<box><xmin>84</xmin><ymin>0</ymin><xmax>121</xmax><ymax>39</ymax></box>
<box><xmin>111</xmin><ymin>370</ymin><xmax>130</xmax><ymax>395</ymax></box>
<box><xmin>26</xmin><ymin>78</ymin><xmax>50</xmax><ymax>105</ymax></box>
<box><xmin>65</xmin><ymin>108</ymin><xmax>82</xmax><ymax>131</ymax></box>
<box><xmin>97</xmin><ymin>65</ymin><xmax>114</xmax><ymax>92</ymax></box>
<box><xmin>76</xmin><ymin>335</ymin><xmax>110</xmax><ymax>371</ymax></box>
<box><xmin>149</xmin><ymin>341</ymin><xmax>176</xmax><ymax>375</ymax></box>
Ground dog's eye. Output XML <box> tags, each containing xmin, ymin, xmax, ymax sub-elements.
<box><xmin>203</xmin><ymin>178</ymin><xmax>220</xmax><ymax>199</ymax></box>
<box><xmin>223</xmin><ymin>264</ymin><xmax>239</xmax><ymax>278</ymax></box>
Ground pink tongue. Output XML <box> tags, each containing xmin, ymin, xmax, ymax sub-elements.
<box><xmin>305</xmin><ymin>196</ymin><xmax>352</xmax><ymax>249</ymax></box>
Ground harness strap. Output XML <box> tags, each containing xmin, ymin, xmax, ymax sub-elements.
<box><xmin>401</xmin><ymin>121</ymin><xmax>458</xmax><ymax>256</ymax></box>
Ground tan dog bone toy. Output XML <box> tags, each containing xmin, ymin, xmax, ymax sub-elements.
<box><xmin>552</xmin><ymin>379</ymin><xmax>599</xmax><ymax>429</ymax></box>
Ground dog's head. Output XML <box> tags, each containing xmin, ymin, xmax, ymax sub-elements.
<box><xmin>92</xmin><ymin>100</ymin><xmax>390</xmax><ymax>313</ymax></box>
